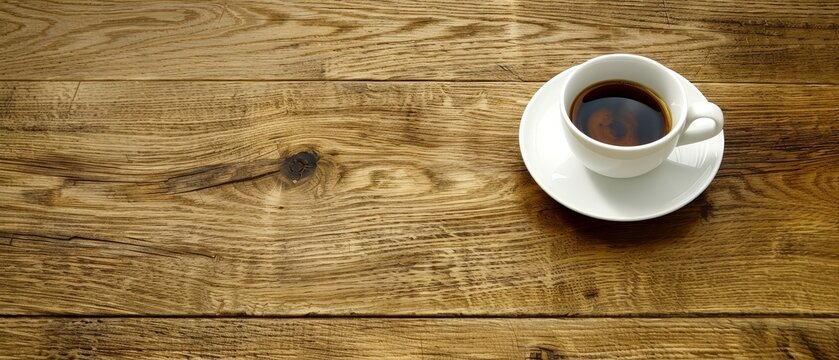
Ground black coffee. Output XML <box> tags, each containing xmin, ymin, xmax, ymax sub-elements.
<box><xmin>570</xmin><ymin>80</ymin><xmax>670</xmax><ymax>146</ymax></box>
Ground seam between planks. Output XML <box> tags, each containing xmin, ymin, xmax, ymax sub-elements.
<box><xmin>0</xmin><ymin>80</ymin><xmax>837</xmax><ymax>86</ymax></box>
<box><xmin>1</xmin><ymin>314</ymin><xmax>838</xmax><ymax>320</ymax></box>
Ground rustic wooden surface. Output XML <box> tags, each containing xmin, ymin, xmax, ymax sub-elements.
<box><xmin>1</xmin><ymin>0</ymin><xmax>838</xmax><ymax>358</ymax></box>
<box><xmin>0</xmin><ymin>0</ymin><xmax>837</xmax><ymax>83</ymax></box>
<box><xmin>2</xmin><ymin>318</ymin><xmax>838</xmax><ymax>359</ymax></box>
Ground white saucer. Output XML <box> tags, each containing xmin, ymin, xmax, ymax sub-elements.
<box><xmin>519</xmin><ymin>67</ymin><xmax>724</xmax><ymax>221</ymax></box>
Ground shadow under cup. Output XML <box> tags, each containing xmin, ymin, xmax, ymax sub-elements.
<box><xmin>559</xmin><ymin>55</ymin><xmax>689</xmax><ymax>178</ymax></box>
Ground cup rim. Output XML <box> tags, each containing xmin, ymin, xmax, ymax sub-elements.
<box><xmin>560</xmin><ymin>54</ymin><xmax>688</xmax><ymax>153</ymax></box>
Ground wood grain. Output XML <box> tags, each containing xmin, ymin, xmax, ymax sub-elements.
<box><xmin>1</xmin><ymin>318</ymin><xmax>837</xmax><ymax>359</ymax></box>
<box><xmin>1</xmin><ymin>81</ymin><xmax>836</xmax><ymax>316</ymax></box>
<box><xmin>0</xmin><ymin>0</ymin><xmax>836</xmax><ymax>82</ymax></box>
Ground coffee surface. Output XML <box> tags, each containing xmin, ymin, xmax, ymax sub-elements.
<box><xmin>570</xmin><ymin>80</ymin><xmax>670</xmax><ymax>146</ymax></box>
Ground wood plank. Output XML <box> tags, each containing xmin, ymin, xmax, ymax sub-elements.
<box><xmin>0</xmin><ymin>0</ymin><xmax>836</xmax><ymax>82</ymax></box>
<box><xmin>0</xmin><ymin>318</ymin><xmax>837</xmax><ymax>359</ymax></box>
<box><xmin>0</xmin><ymin>81</ymin><xmax>837</xmax><ymax>315</ymax></box>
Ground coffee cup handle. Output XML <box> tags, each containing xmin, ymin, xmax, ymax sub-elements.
<box><xmin>677</xmin><ymin>102</ymin><xmax>724</xmax><ymax>146</ymax></box>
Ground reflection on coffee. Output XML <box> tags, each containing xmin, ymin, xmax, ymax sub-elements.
<box><xmin>570</xmin><ymin>80</ymin><xmax>671</xmax><ymax>146</ymax></box>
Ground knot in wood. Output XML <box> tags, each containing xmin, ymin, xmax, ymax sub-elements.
<box><xmin>281</xmin><ymin>151</ymin><xmax>318</xmax><ymax>184</ymax></box>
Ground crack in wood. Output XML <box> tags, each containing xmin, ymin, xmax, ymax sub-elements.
<box><xmin>498</xmin><ymin>64</ymin><xmax>524</xmax><ymax>81</ymax></box>
<box><xmin>661</xmin><ymin>0</ymin><xmax>672</xmax><ymax>25</ymax></box>
<box><xmin>67</xmin><ymin>81</ymin><xmax>80</xmax><ymax>113</ymax></box>
<box><xmin>0</xmin><ymin>232</ymin><xmax>215</xmax><ymax>259</ymax></box>
<box><xmin>216</xmin><ymin>3</ymin><xmax>228</xmax><ymax>26</ymax></box>
<box><xmin>164</xmin><ymin>152</ymin><xmax>318</xmax><ymax>194</ymax></box>
<box><xmin>167</xmin><ymin>167</ymin><xmax>282</xmax><ymax>194</ymax></box>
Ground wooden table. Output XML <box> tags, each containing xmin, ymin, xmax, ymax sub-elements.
<box><xmin>1</xmin><ymin>1</ymin><xmax>837</xmax><ymax>358</ymax></box>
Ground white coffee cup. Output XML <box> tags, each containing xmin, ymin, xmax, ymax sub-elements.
<box><xmin>559</xmin><ymin>54</ymin><xmax>724</xmax><ymax>178</ymax></box>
